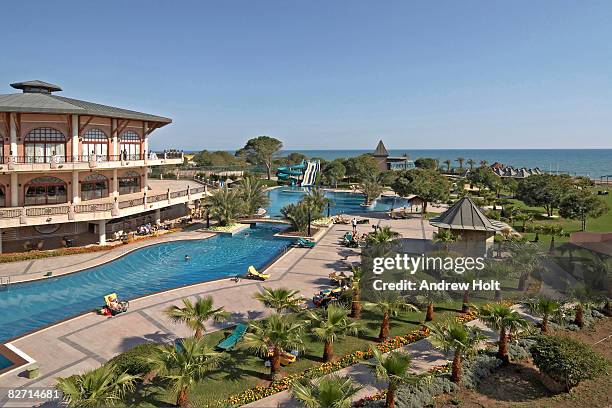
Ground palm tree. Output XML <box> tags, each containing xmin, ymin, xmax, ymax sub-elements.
<box><xmin>365</xmin><ymin>226</ymin><xmax>400</xmax><ymax>247</ymax></box>
<box><xmin>303</xmin><ymin>188</ymin><xmax>329</xmax><ymax>216</ymax></box>
<box><xmin>349</xmin><ymin>266</ymin><xmax>363</xmax><ymax>319</ymax></box>
<box><xmin>455</xmin><ymin>157</ymin><xmax>465</xmax><ymax>172</ymax></box>
<box><xmin>306</xmin><ymin>305</ymin><xmax>361</xmax><ymax>362</ymax></box>
<box><xmin>360</xmin><ymin>178</ymin><xmax>384</xmax><ymax>205</ymax></box>
<box><xmin>541</xmin><ymin>225</ymin><xmax>567</xmax><ymax>253</ymax></box>
<box><xmin>443</xmin><ymin>159</ymin><xmax>452</xmax><ymax>172</ymax></box>
<box><xmin>254</xmin><ymin>287</ymin><xmax>304</xmax><ymax>313</ymax></box>
<box><xmin>367</xmin><ymin>349</ymin><xmax>419</xmax><ymax>408</ymax></box>
<box><xmin>427</xmin><ymin>321</ymin><xmax>484</xmax><ymax>383</ymax></box>
<box><xmin>412</xmin><ymin>289</ymin><xmax>450</xmax><ymax>322</ymax></box>
<box><xmin>240</xmin><ymin>176</ymin><xmax>270</xmax><ymax>216</ymax></box>
<box><xmin>482</xmin><ymin>259</ymin><xmax>513</xmax><ymax>300</ymax></box>
<box><xmin>479</xmin><ymin>303</ymin><xmax>529</xmax><ymax>364</ymax></box>
<box><xmin>244</xmin><ymin>314</ymin><xmax>305</xmax><ymax>379</ymax></box>
<box><xmin>208</xmin><ymin>185</ymin><xmax>244</xmax><ymax>226</ymax></box>
<box><xmin>466</xmin><ymin>159</ymin><xmax>476</xmax><ymax>171</ymax></box>
<box><xmin>525</xmin><ymin>298</ymin><xmax>562</xmax><ymax>333</ymax></box>
<box><xmin>292</xmin><ymin>375</ymin><xmax>359</xmax><ymax>408</ymax></box>
<box><xmin>507</xmin><ymin>241</ymin><xmax>543</xmax><ymax>291</ymax></box>
<box><xmin>56</xmin><ymin>364</ymin><xmax>139</xmax><ymax>408</ymax></box>
<box><xmin>165</xmin><ymin>296</ymin><xmax>229</xmax><ymax>339</ymax></box>
<box><xmin>433</xmin><ymin>229</ymin><xmax>456</xmax><ymax>253</ymax></box>
<box><xmin>364</xmin><ymin>295</ymin><xmax>418</xmax><ymax>341</ymax></box>
<box><xmin>143</xmin><ymin>337</ymin><xmax>223</xmax><ymax>407</ymax></box>
<box><xmin>514</xmin><ymin>211</ymin><xmax>534</xmax><ymax>232</ymax></box>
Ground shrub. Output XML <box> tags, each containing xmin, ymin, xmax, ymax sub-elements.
<box><xmin>107</xmin><ymin>342</ymin><xmax>159</xmax><ymax>376</ymax></box>
<box><xmin>530</xmin><ymin>335</ymin><xmax>609</xmax><ymax>391</ymax></box>
<box><xmin>281</xmin><ymin>203</ymin><xmax>311</xmax><ymax>234</ymax></box>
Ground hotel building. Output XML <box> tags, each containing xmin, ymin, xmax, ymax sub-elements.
<box><xmin>0</xmin><ymin>80</ymin><xmax>206</xmax><ymax>253</ymax></box>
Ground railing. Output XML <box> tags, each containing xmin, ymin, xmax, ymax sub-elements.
<box><xmin>118</xmin><ymin>198</ymin><xmax>145</xmax><ymax>209</ymax></box>
<box><xmin>170</xmin><ymin>189</ymin><xmax>188</xmax><ymax>199</ymax></box>
<box><xmin>74</xmin><ymin>202</ymin><xmax>114</xmax><ymax>213</ymax></box>
<box><xmin>0</xmin><ymin>208</ymin><xmax>22</xmax><ymax>219</ymax></box>
<box><xmin>1</xmin><ymin>152</ymin><xmax>184</xmax><ymax>166</ymax></box>
<box><xmin>25</xmin><ymin>206</ymin><xmax>70</xmax><ymax>216</ymax></box>
<box><xmin>191</xmin><ymin>186</ymin><xmax>206</xmax><ymax>194</ymax></box>
<box><xmin>148</xmin><ymin>193</ymin><xmax>168</xmax><ymax>203</ymax></box>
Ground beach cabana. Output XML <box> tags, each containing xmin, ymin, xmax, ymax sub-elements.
<box><xmin>429</xmin><ymin>196</ymin><xmax>506</xmax><ymax>256</ymax></box>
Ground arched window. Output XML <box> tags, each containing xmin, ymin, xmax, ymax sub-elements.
<box><xmin>120</xmin><ymin>131</ymin><xmax>141</xmax><ymax>160</ymax></box>
<box><xmin>82</xmin><ymin>128</ymin><xmax>108</xmax><ymax>161</ymax></box>
<box><xmin>24</xmin><ymin>176</ymin><xmax>67</xmax><ymax>206</ymax></box>
<box><xmin>0</xmin><ymin>185</ymin><xmax>5</xmax><ymax>207</ymax></box>
<box><xmin>118</xmin><ymin>171</ymin><xmax>141</xmax><ymax>195</ymax></box>
<box><xmin>81</xmin><ymin>173</ymin><xmax>109</xmax><ymax>201</ymax></box>
<box><xmin>25</xmin><ymin>128</ymin><xmax>66</xmax><ymax>163</ymax></box>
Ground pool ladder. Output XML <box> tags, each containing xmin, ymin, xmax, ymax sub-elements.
<box><xmin>0</xmin><ymin>276</ymin><xmax>9</xmax><ymax>290</ymax></box>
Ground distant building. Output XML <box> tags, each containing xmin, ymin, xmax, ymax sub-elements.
<box><xmin>489</xmin><ymin>162</ymin><xmax>543</xmax><ymax>178</ymax></box>
<box><xmin>372</xmin><ymin>140</ymin><xmax>415</xmax><ymax>172</ymax></box>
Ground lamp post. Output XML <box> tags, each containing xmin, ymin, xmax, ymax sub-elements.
<box><xmin>326</xmin><ymin>201</ymin><xmax>331</xmax><ymax>218</ymax></box>
<box><xmin>307</xmin><ymin>206</ymin><xmax>311</xmax><ymax>237</ymax></box>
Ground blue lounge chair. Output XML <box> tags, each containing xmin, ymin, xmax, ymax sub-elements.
<box><xmin>217</xmin><ymin>323</ymin><xmax>248</xmax><ymax>351</ymax></box>
<box><xmin>296</xmin><ymin>237</ymin><xmax>315</xmax><ymax>248</ymax></box>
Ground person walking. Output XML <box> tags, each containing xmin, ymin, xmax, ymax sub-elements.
<box><xmin>351</xmin><ymin>217</ymin><xmax>358</xmax><ymax>235</ymax></box>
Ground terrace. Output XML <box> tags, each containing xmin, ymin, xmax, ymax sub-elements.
<box><xmin>0</xmin><ymin>150</ymin><xmax>183</xmax><ymax>172</ymax></box>
<box><xmin>0</xmin><ymin>179</ymin><xmax>207</xmax><ymax>229</ymax></box>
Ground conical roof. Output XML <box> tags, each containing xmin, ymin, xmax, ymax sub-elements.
<box><xmin>11</xmin><ymin>80</ymin><xmax>62</xmax><ymax>93</ymax></box>
<box><xmin>373</xmin><ymin>140</ymin><xmax>389</xmax><ymax>157</ymax></box>
<box><xmin>429</xmin><ymin>196</ymin><xmax>503</xmax><ymax>232</ymax></box>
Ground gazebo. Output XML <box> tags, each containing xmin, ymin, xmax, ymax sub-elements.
<box><xmin>429</xmin><ymin>196</ymin><xmax>507</xmax><ymax>256</ymax></box>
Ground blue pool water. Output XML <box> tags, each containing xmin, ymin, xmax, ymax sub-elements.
<box><xmin>266</xmin><ymin>187</ymin><xmax>413</xmax><ymax>217</ymax></box>
<box><xmin>0</xmin><ymin>224</ymin><xmax>291</xmax><ymax>343</ymax></box>
<box><xmin>0</xmin><ymin>354</ymin><xmax>12</xmax><ymax>370</ymax></box>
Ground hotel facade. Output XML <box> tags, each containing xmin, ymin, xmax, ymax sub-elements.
<box><xmin>0</xmin><ymin>80</ymin><xmax>206</xmax><ymax>253</ymax></box>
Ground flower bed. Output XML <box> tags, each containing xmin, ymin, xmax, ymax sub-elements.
<box><xmin>220</xmin><ymin>319</ymin><xmax>483</xmax><ymax>407</ymax></box>
<box><xmin>203</xmin><ymin>311</ymin><xmax>481</xmax><ymax>407</ymax></box>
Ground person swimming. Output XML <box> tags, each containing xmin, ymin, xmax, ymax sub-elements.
<box><xmin>184</xmin><ymin>255</ymin><xmax>190</xmax><ymax>261</ymax></box>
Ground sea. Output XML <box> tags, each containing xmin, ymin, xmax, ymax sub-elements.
<box><xmin>279</xmin><ymin>149</ymin><xmax>612</xmax><ymax>179</ymax></box>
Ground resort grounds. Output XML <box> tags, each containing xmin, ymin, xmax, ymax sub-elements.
<box><xmin>0</xmin><ymin>215</ymin><xmax>434</xmax><ymax>407</ymax></box>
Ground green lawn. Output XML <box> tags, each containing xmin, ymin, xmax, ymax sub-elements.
<box><xmin>496</xmin><ymin>188</ymin><xmax>612</xmax><ymax>246</ymax></box>
<box><xmin>123</xmin><ymin>305</ymin><xmax>467</xmax><ymax>407</ymax></box>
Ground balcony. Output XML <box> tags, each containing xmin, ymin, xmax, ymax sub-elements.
<box><xmin>0</xmin><ymin>179</ymin><xmax>206</xmax><ymax>229</ymax></box>
<box><xmin>0</xmin><ymin>151</ymin><xmax>184</xmax><ymax>172</ymax></box>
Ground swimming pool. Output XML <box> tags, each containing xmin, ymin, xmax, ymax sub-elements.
<box><xmin>0</xmin><ymin>224</ymin><xmax>291</xmax><ymax>343</ymax></box>
<box><xmin>266</xmin><ymin>187</ymin><xmax>413</xmax><ymax>217</ymax></box>
<box><xmin>0</xmin><ymin>354</ymin><xmax>12</xmax><ymax>371</ymax></box>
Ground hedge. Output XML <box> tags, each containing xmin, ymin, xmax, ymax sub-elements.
<box><xmin>107</xmin><ymin>342</ymin><xmax>159</xmax><ymax>376</ymax></box>
<box><xmin>530</xmin><ymin>335</ymin><xmax>609</xmax><ymax>391</ymax></box>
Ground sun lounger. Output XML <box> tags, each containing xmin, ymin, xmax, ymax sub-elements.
<box><xmin>247</xmin><ymin>265</ymin><xmax>269</xmax><ymax>280</ymax></box>
<box><xmin>296</xmin><ymin>237</ymin><xmax>315</xmax><ymax>248</ymax></box>
<box><xmin>104</xmin><ymin>293</ymin><xmax>129</xmax><ymax>315</ymax></box>
<box><xmin>217</xmin><ymin>323</ymin><xmax>248</xmax><ymax>351</ymax></box>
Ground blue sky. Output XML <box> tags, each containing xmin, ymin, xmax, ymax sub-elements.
<box><xmin>1</xmin><ymin>1</ymin><xmax>611</xmax><ymax>150</ymax></box>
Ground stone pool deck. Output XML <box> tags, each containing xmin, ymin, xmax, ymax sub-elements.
<box><xmin>0</xmin><ymin>216</ymin><xmax>434</xmax><ymax>407</ymax></box>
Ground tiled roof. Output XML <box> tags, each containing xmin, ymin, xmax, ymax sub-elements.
<box><xmin>429</xmin><ymin>196</ymin><xmax>503</xmax><ymax>232</ymax></box>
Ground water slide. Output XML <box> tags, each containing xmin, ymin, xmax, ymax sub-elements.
<box><xmin>301</xmin><ymin>160</ymin><xmax>320</xmax><ymax>187</ymax></box>
<box><xmin>276</xmin><ymin>160</ymin><xmax>319</xmax><ymax>187</ymax></box>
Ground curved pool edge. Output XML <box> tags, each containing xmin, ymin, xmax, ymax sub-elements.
<box><xmin>1</xmin><ymin>238</ymin><xmax>297</xmax><ymax>346</ymax></box>
<box><xmin>2</xmin><ymin>231</ymin><xmax>219</xmax><ymax>286</ymax></box>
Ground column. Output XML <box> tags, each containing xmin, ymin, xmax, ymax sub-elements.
<box><xmin>143</xmin><ymin>122</ymin><xmax>149</xmax><ymax>159</ymax></box>
<box><xmin>98</xmin><ymin>220</ymin><xmax>106</xmax><ymax>245</ymax></box>
<box><xmin>10</xmin><ymin>173</ymin><xmax>18</xmax><ymax>207</ymax></box>
<box><xmin>71</xmin><ymin>115</ymin><xmax>79</xmax><ymax>161</ymax></box>
<box><xmin>9</xmin><ymin>113</ymin><xmax>17</xmax><ymax>156</ymax></box>
<box><xmin>112</xmin><ymin>168</ymin><xmax>118</xmax><ymax>197</ymax></box>
<box><xmin>112</xmin><ymin>119</ymin><xmax>118</xmax><ymax>157</ymax></box>
<box><xmin>72</xmin><ymin>170</ymin><xmax>80</xmax><ymax>203</ymax></box>
<box><xmin>143</xmin><ymin>170</ymin><xmax>148</xmax><ymax>193</ymax></box>
<box><xmin>0</xmin><ymin>229</ymin><xmax>3</xmax><ymax>254</ymax></box>
<box><xmin>154</xmin><ymin>208</ymin><xmax>161</xmax><ymax>225</ymax></box>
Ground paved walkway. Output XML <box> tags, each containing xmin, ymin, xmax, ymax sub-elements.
<box><xmin>0</xmin><ymin>216</ymin><xmax>433</xmax><ymax>407</ymax></box>
<box><xmin>244</xmin><ymin>305</ymin><xmax>540</xmax><ymax>408</ymax></box>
